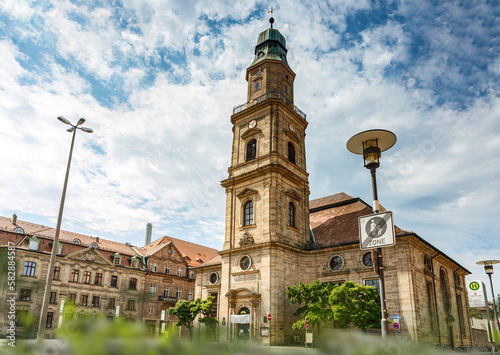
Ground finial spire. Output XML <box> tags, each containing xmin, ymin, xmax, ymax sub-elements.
<box><xmin>267</xmin><ymin>6</ymin><xmax>275</xmax><ymax>29</ymax></box>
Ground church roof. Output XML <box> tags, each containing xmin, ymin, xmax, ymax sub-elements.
<box><xmin>309</xmin><ymin>193</ymin><xmax>410</xmax><ymax>249</ymax></box>
<box><xmin>249</xmin><ymin>28</ymin><xmax>289</xmax><ymax>68</ymax></box>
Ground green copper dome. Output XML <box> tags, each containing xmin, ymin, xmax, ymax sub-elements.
<box><xmin>249</xmin><ymin>28</ymin><xmax>289</xmax><ymax>68</ymax></box>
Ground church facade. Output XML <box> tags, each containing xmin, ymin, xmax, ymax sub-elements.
<box><xmin>193</xmin><ymin>23</ymin><xmax>473</xmax><ymax>349</ymax></box>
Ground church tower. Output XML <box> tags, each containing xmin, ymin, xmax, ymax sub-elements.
<box><xmin>219</xmin><ymin>18</ymin><xmax>310</xmax><ymax>344</ymax></box>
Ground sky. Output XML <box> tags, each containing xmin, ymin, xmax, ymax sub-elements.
<box><xmin>1</xmin><ymin>0</ymin><xmax>500</xmax><ymax>296</ymax></box>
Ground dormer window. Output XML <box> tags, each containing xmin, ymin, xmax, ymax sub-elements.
<box><xmin>72</xmin><ymin>239</ymin><xmax>81</xmax><ymax>245</ymax></box>
<box><xmin>90</xmin><ymin>242</ymin><xmax>98</xmax><ymax>249</ymax></box>
<box><xmin>112</xmin><ymin>253</ymin><xmax>122</xmax><ymax>266</ymax></box>
<box><xmin>28</xmin><ymin>236</ymin><xmax>39</xmax><ymax>251</ymax></box>
<box><xmin>14</xmin><ymin>227</ymin><xmax>24</xmax><ymax>234</ymax></box>
<box><xmin>130</xmin><ymin>258</ymin><xmax>139</xmax><ymax>269</ymax></box>
<box><xmin>246</xmin><ymin>139</ymin><xmax>257</xmax><ymax>162</ymax></box>
<box><xmin>56</xmin><ymin>242</ymin><xmax>63</xmax><ymax>255</ymax></box>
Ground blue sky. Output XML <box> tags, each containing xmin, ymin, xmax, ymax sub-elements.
<box><xmin>1</xmin><ymin>0</ymin><xmax>500</xmax><ymax>294</ymax></box>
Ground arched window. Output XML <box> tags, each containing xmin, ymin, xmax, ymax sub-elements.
<box><xmin>288</xmin><ymin>202</ymin><xmax>296</xmax><ymax>228</ymax></box>
<box><xmin>440</xmin><ymin>268</ymin><xmax>451</xmax><ymax>313</ymax></box>
<box><xmin>288</xmin><ymin>142</ymin><xmax>296</xmax><ymax>164</ymax></box>
<box><xmin>244</xmin><ymin>201</ymin><xmax>254</xmax><ymax>226</ymax></box>
<box><xmin>23</xmin><ymin>261</ymin><xmax>36</xmax><ymax>277</ymax></box>
<box><xmin>246</xmin><ymin>139</ymin><xmax>257</xmax><ymax>162</ymax></box>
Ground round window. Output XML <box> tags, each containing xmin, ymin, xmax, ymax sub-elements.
<box><xmin>209</xmin><ymin>272</ymin><xmax>218</xmax><ymax>284</ymax></box>
<box><xmin>330</xmin><ymin>256</ymin><xmax>343</xmax><ymax>271</ymax></box>
<box><xmin>362</xmin><ymin>252</ymin><xmax>373</xmax><ymax>267</ymax></box>
<box><xmin>240</xmin><ymin>256</ymin><xmax>251</xmax><ymax>270</ymax></box>
<box><xmin>257</xmin><ymin>51</ymin><xmax>264</xmax><ymax>58</ymax></box>
<box><xmin>168</xmin><ymin>247</ymin><xmax>172</xmax><ymax>255</ymax></box>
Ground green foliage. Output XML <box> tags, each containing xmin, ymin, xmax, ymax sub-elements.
<box><xmin>194</xmin><ymin>296</ymin><xmax>219</xmax><ymax>340</ymax></box>
<box><xmin>286</xmin><ymin>280</ymin><xmax>336</xmax><ymax>330</ymax></box>
<box><xmin>469</xmin><ymin>307</ymin><xmax>482</xmax><ymax>319</ymax></box>
<box><xmin>168</xmin><ymin>296</ymin><xmax>218</xmax><ymax>340</ymax></box>
<box><xmin>329</xmin><ymin>281</ymin><xmax>381</xmax><ymax>330</ymax></box>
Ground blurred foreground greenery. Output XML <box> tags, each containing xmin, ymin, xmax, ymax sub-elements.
<box><xmin>0</xmin><ymin>319</ymin><xmax>474</xmax><ymax>355</ymax></box>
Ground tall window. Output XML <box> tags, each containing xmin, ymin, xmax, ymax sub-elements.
<box><xmin>288</xmin><ymin>142</ymin><xmax>296</xmax><ymax>164</ymax></box>
<box><xmin>246</xmin><ymin>139</ymin><xmax>257</xmax><ymax>161</ymax></box>
<box><xmin>457</xmin><ymin>295</ymin><xmax>465</xmax><ymax>336</ymax></box>
<box><xmin>188</xmin><ymin>290</ymin><xmax>194</xmax><ymax>301</ymax></box>
<box><xmin>110</xmin><ymin>275</ymin><xmax>118</xmax><ymax>287</ymax></box>
<box><xmin>152</xmin><ymin>264</ymin><xmax>158</xmax><ymax>272</ymax></box>
<box><xmin>178</xmin><ymin>268</ymin><xmax>183</xmax><ymax>277</ymax></box>
<box><xmin>440</xmin><ymin>268</ymin><xmax>451</xmax><ymax>313</ymax></box>
<box><xmin>68</xmin><ymin>293</ymin><xmax>76</xmax><ymax>304</ymax></box>
<box><xmin>46</xmin><ymin>312</ymin><xmax>54</xmax><ymax>328</ymax></box>
<box><xmin>53</xmin><ymin>266</ymin><xmax>60</xmax><ymax>280</ymax></box>
<box><xmin>108</xmin><ymin>298</ymin><xmax>115</xmax><ymax>309</ymax></box>
<box><xmin>288</xmin><ymin>202</ymin><xmax>296</xmax><ymax>228</ymax></box>
<box><xmin>129</xmin><ymin>278</ymin><xmax>137</xmax><ymax>290</ymax></box>
<box><xmin>49</xmin><ymin>292</ymin><xmax>57</xmax><ymax>304</ymax></box>
<box><xmin>364</xmin><ymin>279</ymin><xmax>380</xmax><ymax>294</ymax></box>
<box><xmin>94</xmin><ymin>273</ymin><xmax>103</xmax><ymax>286</ymax></box>
<box><xmin>83</xmin><ymin>271</ymin><xmax>91</xmax><ymax>284</ymax></box>
<box><xmin>150</xmin><ymin>284</ymin><xmax>156</xmax><ymax>295</ymax></box>
<box><xmin>131</xmin><ymin>258</ymin><xmax>139</xmax><ymax>268</ymax></box>
<box><xmin>190</xmin><ymin>270</ymin><xmax>194</xmax><ymax>279</ymax></box>
<box><xmin>164</xmin><ymin>286</ymin><xmax>170</xmax><ymax>297</ymax></box>
<box><xmin>113</xmin><ymin>254</ymin><xmax>121</xmax><ymax>266</ymax></box>
<box><xmin>244</xmin><ymin>200</ymin><xmax>254</xmax><ymax>226</ymax></box>
<box><xmin>19</xmin><ymin>289</ymin><xmax>31</xmax><ymax>301</ymax></box>
<box><xmin>23</xmin><ymin>261</ymin><xmax>36</xmax><ymax>277</ymax></box>
<box><xmin>127</xmin><ymin>300</ymin><xmax>135</xmax><ymax>310</ymax></box>
<box><xmin>176</xmin><ymin>288</ymin><xmax>182</xmax><ymax>299</ymax></box>
<box><xmin>165</xmin><ymin>265</ymin><xmax>171</xmax><ymax>274</ymax></box>
<box><xmin>80</xmin><ymin>295</ymin><xmax>88</xmax><ymax>306</ymax></box>
<box><xmin>427</xmin><ymin>282</ymin><xmax>436</xmax><ymax>331</ymax></box>
<box><xmin>92</xmin><ymin>296</ymin><xmax>100</xmax><ymax>308</ymax></box>
<box><xmin>70</xmin><ymin>269</ymin><xmax>79</xmax><ymax>283</ymax></box>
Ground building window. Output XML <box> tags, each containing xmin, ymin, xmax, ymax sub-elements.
<box><xmin>329</xmin><ymin>256</ymin><xmax>344</xmax><ymax>271</ymax></box>
<box><xmin>426</xmin><ymin>282</ymin><xmax>436</xmax><ymax>331</ymax></box>
<box><xmin>23</xmin><ymin>261</ymin><xmax>36</xmax><ymax>277</ymax></box>
<box><xmin>68</xmin><ymin>293</ymin><xmax>76</xmax><ymax>304</ymax></box>
<box><xmin>56</xmin><ymin>243</ymin><xmax>63</xmax><ymax>255</ymax></box>
<box><xmin>362</xmin><ymin>252</ymin><xmax>373</xmax><ymax>267</ymax></box>
<box><xmin>254</xmin><ymin>81</ymin><xmax>261</xmax><ymax>91</ymax></box>
<box><xmin>424</xmin><ymin>254</ymin><xmax>433</xmax><ymax>272</ymax></box>
<box><xmin>244</xmin><ymin>200</ymin><xmax>254</xmax><ymax>226</ymax></box>
<box><xmin>285</xmin><ymin>84</ymin><xmax>289</xmax><ymax>94</ymax></box>
<box><xmin>94</xmin><ymin>273</ymin><xmax>103</xmax><ymax>286</ymax></box>
<box><xmin>457</xmin><ymin>295</ymin><xmax>465</xmax><ymax>336</ymax></box>
<box><xmin>150</xmin><ymin>284</ymin><xmax>156</xmax><ymax>295</ymax></box>
<box><xmin>130</xmin><ymin>258</ymin><xmax>139</xmax><ymax>268</ymax></box>
<box><xmin>28</xmin><ymin>237</ymin><xmax>39</xmax><ymax>250</ymax></box>
<box><xmin>129</xmin><ymin>278</ymin><xmax>137</xmax><ymax>290</ymax></box>
<box><xmin>190</xmin><ymin>270</ymin><xmax>194</xmax><ymax>279</ymax></box>
<box><xmin>149</xmin><ymin>306</ymin><xmax>155</xmax><ymax>314</ymax></box>
<box><xmin>210</xmin><ymin>293</ymin><xmax>218</xmax><ymax>318</ymax></box>
<box><xmin>49</xmin><ymin>292</ymin><xmax>57</xmax><ymax>304</ymax></box>
<box><xmin>152</xmin><ymin>263</ymin><xmax>158</xmax><ymax>272</ymax></box>
<box><xmin>90</xmin><ymin>242</ymin><xmax>98</xmax><ymax>248</ymax></box>
<box><xmin>53</xmin><ymin>266</ymin><xmax>60</xmax><ymax>280</ymax></box>
<box><xmin>210</xmin><ymin>272</ymin><xmax>219</xmax><ymax>284</ymax></box>
<box><xmin>246</xmin><ymin>139</ymin><xmax>257</xmax><ymax>162</ymax></box>
<box><xmin>127</xmin><ymin>300</ymin><xmax>135</xmax><ymax>310</ymax></box>
<box><xmin>83</xmin><ymin>271</ymin><xmax>91</xmax><ymax>284</ymax></box>
<box><xmin>46</xmin><ymin>312</ymin><xmax>54</xmax><ymax>328</ymax></box>
<box><xmin>288</xmin><ymin>202</ymin><xmax>296</xmax><ymax>228</ymax></box>
<box><xmin>166</xmin><ymin>265</ymin><xmax>171</xmax><ymax>274</ymax></box>
<box><xmin>113</xmin><ymin>253</ymin><xmax>122</xmax><ymax>266</ymax></box>
<box><xmin>287</xmin><ymin>142</ymin><xmax>296</xmax><ymax>164</ymax></box>
<box><xmin>72</xmin><ymin>239</ymin><xmax>81</xmax><ymax>244</ymax></box>
<box><xmin>70</xmin><ymin>269</ymin><xmax>79</xmax><ymax>283</ymax></box>
<box><xmin>80</xmin><ymin>295</ymin><xmax>88</xmax><ymax>306</ymax></box>
<box><xmin>14</xmin><ymin>227</ymin><xmax>24</xmax><ymax>234</ymax></box>
<box><xmin>188</xmin><ymin>290</ymin><xmax>194</xmax><ymax>301</ymax></box>
<box><xmin>178</xmin><ymin>268</ymin><xmax>183</xmax><ymax>277</ymax></box>
<box><xmin>240</xmin><ymin>255</ymin><xmax>251</xmax><ymax>271</ymax></box>
<box><xmin>164</xmin><ymin>286</ymin><xmax>170</xmax><ymax>297</ymax></box>
<box><xmin>108</xmin><ymin>298</ymin><xmax>115</xmax><ymax>309</ymax></box>
<box><xmin>110</xmin><ymin>275</ymin><xmax>118</xmax><ymax>288</ymax></box>
<box><xmin>440</xmin><ymin>268</ymin><xmax>451</xmax><ymax>313</ymax></box>
<box><xmin>92</xmin><ymin>296</ymin><xmax>100</xmax><ymax>308</ymax></box>
<box><xmin>364</xmin><ymin>279</ymin><xmax>380</xmax><ymax>294</ymax></box>
<box><xmin>176</xmin><ymin>288</ymin><xmax>182</xmax><ymax>299</ymax></box>
<box><xmin>19</xmin><ymin>289</ymin><xmax>31</xmax><ymax>301</ymax></box>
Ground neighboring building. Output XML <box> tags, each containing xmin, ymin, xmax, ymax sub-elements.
<box><xmin>0</xmin><ymin>215</ymin><xmax>218</xmax><ymax>338</ymax></box>
<box><xmin>193</xmin><ymin>20</ymin><xmax>473</xmax><ymax>350</ymax></box>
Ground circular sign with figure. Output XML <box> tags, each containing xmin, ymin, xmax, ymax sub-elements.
<box><xmin>469</xmin><ymin>281</ymin><xmax>480</xmax><ymax>291</ymax></box>
<box><xmin>365</xmin><ymin>217</ymin><xmax>387</xmax><ymax>238</ymax></box>
<box><xmin>393</xmin><ymin>323</ymin><xmax>400</xmax><ymax>330</ymax></box>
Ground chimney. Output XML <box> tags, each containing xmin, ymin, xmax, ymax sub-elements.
<box><xmin>96</xmin><ymin>237</ymin><xmax>99</xmax><ymax>243</ymax></box>
<box><xmin>145</xmin><ymin>223</ymin><xmax>152</xmax><ymax>246</ymax></box>
<box><xmin>12</xmin><ymin>214</ymin><xmax>17</xmax><ymax>224</ymax></box>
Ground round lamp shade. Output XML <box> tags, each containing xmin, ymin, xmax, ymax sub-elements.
<box><xmin>347</xmin><ymin>129</ymin><xmax>397</xmax><ymax>155</ymax></box>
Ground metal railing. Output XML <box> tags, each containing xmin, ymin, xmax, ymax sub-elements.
<box><xmin>158</xmin><ymin>296</ymin><xmax>178</xmax><ymax>303</ymax></box>
<box><xmin>233</xmin><ymin>90</ymin><xmax>306</xmax><ymax>119</ymax></box>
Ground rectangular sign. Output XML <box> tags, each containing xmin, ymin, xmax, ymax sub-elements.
<box><xmin>359</xmin><ymin>211</ymin><xmax>396</xmax><ymax>250</ymax></box>
<box><xmin>467</xmin><ymin>280</ymin><xmax>486</xmax><ymax>308</ymax></box>
<box><xmin>391</xmin><ymin>315</ymin><xmax>401</xmax><ymax>320</ymax></box>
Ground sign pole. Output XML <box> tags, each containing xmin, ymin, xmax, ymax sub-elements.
<box><xmin>267</xmin><ymin>314</ymin><xmax>271</xmax><ymax>349</ymax></box>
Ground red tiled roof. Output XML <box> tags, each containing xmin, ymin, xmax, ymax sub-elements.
<box><xmin>309</xmin><ymin>193</ymin><xmax>411</xmax><ymax>249</ymax></box>
<box><xmin>195</xmin><ymin>254</ymin><xmax>222</xmax><ymax>268</ymax></box>
<box><xmin>142</xmin><ymin>235</ymin><xmax>219</xmax><ymax>267</ymax></box>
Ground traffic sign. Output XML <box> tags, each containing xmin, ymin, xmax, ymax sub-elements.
<box><xmin>305</xmin><ymin>324</ymin><xmax>309</xmax><ymax>330</ymax></box>
<box><xmin>391</xmin><ymin>315</ymin><xmax>401</xmax><ymax>320</ymax></box>
<box><xmin>305</xmin><ymin>317</ymin><xmax>309</xmax><ymax>324</ymax></box>
<box><xmin>393</xmin><ymin>323</ymin><xmax>400</xmax><ymax>330</ymax></box>
<box><xmin>267</xmin><ymin>314</ymin><xmax>272</xmax><ymax>322</ymax></box>
<box><xmin>359</xmin><ymin>211</ymin><xmax>395</xmax><ymax>250</ymax></box>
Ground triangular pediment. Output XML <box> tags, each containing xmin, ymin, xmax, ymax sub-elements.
<box><xmin>285</xmin><ymin>189</ymin><xmax>302</xmax><ymax>201</ymax></box>
<box><xmin>237</xmin><ymin>188</ymin><xmax>258</xmax><ymax>199</ymax></box>
<box><xmin>241</xmin><ymin>127</ymin><xmax>262</xmax><ymax>140</ymax></box>
<box><xmin>66</xmin><ymin>248</ymin><xmax>114</xmax><ymax>266</ymax></box>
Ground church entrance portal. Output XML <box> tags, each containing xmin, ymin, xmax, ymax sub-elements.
<box><xmin>237</xmin><ymin>308</ymin><xmax>250</xmax><ymax>340</ymax></box>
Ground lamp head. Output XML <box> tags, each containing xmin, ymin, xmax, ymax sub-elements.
<box><xmin>347</xmin><ymin>129</ymin><xmax>397</xmax><ymax>170</ymax></box>
<box><xmin>476</xmin><ymin>260</ymin><xmax>500</xmax><ymax>275</ymax></box>
<box><xmin>57</xmin><ymin>116</ymin><xmax>71</xmax><ymax>125</ymax></box>
<box><xmin>77</xmin><ymin>118</ymin><xmax>86</xmax><ymax>126</ymax></box>
<box><xmin>80</xmin><ymin>127</ymin><xmax>93</xmax><ymax>133</ymax></box>
<box><xmin>67</xmin><ymin>127</ymin><xmax>75</xmax><ymax>133</ymax></box>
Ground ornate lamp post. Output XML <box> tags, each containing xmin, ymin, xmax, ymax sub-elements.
<box><xmin>36</xmin><ymin>117</ymin><xmax>93</xmax><ymax>342</ymax></box>
<box><xmin>347</xmin><ymin>129</ymin><xmax>397</xmax><ymax>338</ymax></box>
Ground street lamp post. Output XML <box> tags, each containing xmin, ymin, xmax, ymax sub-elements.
<box><xmin>477</xmin><ymin>260</ymin><xmax>500</xmax><ymax>333</ymax></box>
<box><xmin>36</xmin><ymin>117</ymin><xmax>93</xmax><ymax>343</ymax></box>
<box><xmin>347</xmin><ymin>129</ymin><xmax>397</xmax><ymax>338</ymax></box>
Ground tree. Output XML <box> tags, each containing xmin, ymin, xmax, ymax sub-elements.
<box><xmin>469</xmin><ymin>307</ymin><xmax>482</xmax><ymax>319</ymax></box>
<box><xmin>286</xmin><ymin>280</ymin><xmax>336</xmax><ymax>331</ymax></box>
<box><xmin>329</xmin><ymin>281</ymin><xmax>381</xmax><ymax>330</ymax></box>
<box><xmin>194</xmin><ymin>296</ymin><xmax>219</xmax><ymax>340</ymax></box>
<box><xmin>168</xmin><ymin>299</ymin><xmax>199</xmax><ymax>339</ymax></box>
